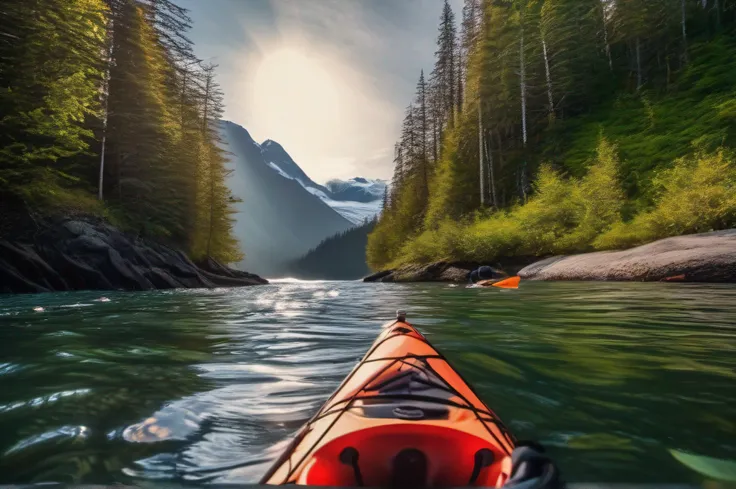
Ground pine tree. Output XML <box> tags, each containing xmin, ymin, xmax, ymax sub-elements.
<box><xmin>540</xmin><ymin>0</ymin><xmax>608</xmax><ymax>117</ymax></box>
<box><xmin>435</xmin><ymin>0</ymin><xmax>458</xmax><ymax>125</ymax></box>
<box><xmin>369</xmin><ymin>0</ymin><xmax>736</xmax><ymax>272</ymax></box>
<box><xmin>414</xmin><ymin>71</ymin><xmax>430</xmax><ymax>202</ymax></box>
<box><xmin>460</xmin><ymin>0</ymin><xmax>482</xmax><ymax>111</ymax></box>
<box><xmin>1</xmin><ymin>0</ymin><xmax>243</xmax><ymax>263</ymax></box>
<box><xmin>0</xmin><ymin>0</ymin><xmax>107</xmax><ymax>206</ymax></box>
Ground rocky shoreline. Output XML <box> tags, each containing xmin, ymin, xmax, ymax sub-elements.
<box><xmin>364</xmin><ymin>230</ymin><xmax>736</xmax><ymax>283</ymax></box>
<box><xmin>518</xmin><ymin>229</ymin><xmax>736</xmax><ymax>282</ymax></box>
<box><xmin>1</xmin><ymin>217</ymin><xmax>267</xmax><ymax>294</ymax></box>
<box><xmin>363</xmin><ymin>262</ymin><xmax>506</xmax><ymax>283</ymax></box>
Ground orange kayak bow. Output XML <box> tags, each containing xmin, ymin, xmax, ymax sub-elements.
<box><xmin>260</xmin><ymin>312</ymin><xmax>517</xmax><ymax>487</ymax></box>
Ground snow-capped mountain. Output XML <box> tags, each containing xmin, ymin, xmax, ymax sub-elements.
<box><xmin>260</xmin><ymin>140</ymin><xmax>387</xmax><ymax>225</ymax></box>
<box><xmin>221</xmin><ymin>121</ymin><xmax>353</xmax><ymax>277</ymax></box>
<box><xmin>305</xmin><ymin>189</ymin><xmax>384</xmax><ymax>226</ymax></box>
<box><xmin>326</xmin><ymin>177</ymin><xmax>386</xmax><ymax>203</ymax></box>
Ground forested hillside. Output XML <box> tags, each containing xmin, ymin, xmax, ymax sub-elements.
<box><xmin>290</xmin><ymin>219</ymin><xmax>377</xmax><ymax>280</ymax></box>
<box><xmin>368</xmin><ymin>0</ymin><xmax>736</xmax><ymax>270</ymax></box>
<box><xmin>0</xmin><ymin>0</ymin><xmax>241</xmax><ymax>263</ymax></box>
<box><xmin>220</xmin><ymin>121</ymin><xmax>354</xmax><ymax>277</ymax></box>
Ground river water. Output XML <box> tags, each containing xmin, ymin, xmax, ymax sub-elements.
<box><xmin>0</xmin><ymin>280</ymin><xmax>735</xmax><ymax>485</ymax></box>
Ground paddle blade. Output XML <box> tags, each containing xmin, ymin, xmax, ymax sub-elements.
<box><xmin>669</xmin><ymin>449</ymin><xmax>736</xmax><ymax>481</ymax></box>
<box><xmin>492</xmin><ymin>276</ymin><xmax>521</xmax><ymax>289</ymax></box>
<box><xmin>662</xmin><ymin>274</ymin><xmax>686</xmax><ymax>282</ymax></box>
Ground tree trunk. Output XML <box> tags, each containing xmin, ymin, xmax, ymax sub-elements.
<box><xmin>601</xmin><ymin>1</ymin><xmax>613</xmax><ymax>71</ymax></box>
<box><xmin>520</xmin><ymin>27</ymin><xmax>528</xmax><ymax>146</ymax></box>
<box><xmin>98</xmin><ymin>18</ymin><xmax>115</xmax><ymax>201</ymax></box>
<box><xmin>458</xmin><ymin>50</ymin><xmax>464</xmax><ymax>113</ymax></box>
<box><xmin>116</xmin><ymin>151</ymin><xmax>122</xmax><ymax>201</ymax></box>
<box><xmin>419</xmin><ymin>74</ymin><xmax>428</xmax><ymax>196</ymax></box>
<box><xmin>478</xmin><ymin>101</ymin><xmax>485</xmax><ymax>207</ymax></box>
<box><xmin>437</xmin><ymin>120</ymin><xmax>443</xmax><ymax>160</ymax></box>
<box><xmin>486</xmin><ymin>129</ymin><xmax>497</xmax><ymax>208</ymax></box>
<box><xmin>636</xmin><ymin>37</ymin><xmax>643</xmax><ymax>91</ymax></box>
<box><xmin>202</xmin><ymin>71</ymin><xmax>213</xmax><ymax>257</ymax></box>
<box><xmin>542</xmin><ymin>38</ymin><xmax>554</xmax><ymax>119</ymax></box>
<box><xmin>681</xmin><ymin>0</ymin><xmax>689</xmax><ymax>64</ymax></box>
<box><xmin>180</xmin><ymin>69</ymin><xmax>188</xmax><ymax>129</ymax></box>
<box><xmin>207</xmin><ymin>143</ymin><xmax>215</xmax><ymax>259</ymax></box>
<box><xmin>432</xmin><ymin>116</ymin><xmax>438</xmax><ymax>164</ymax></box>
<box><xmin>98</xmin><ymin>135</ymin><xmax>106</xmax><ymax>201</ymax></box>
<box><xmin>494</xmin><ymin>129</ymin><xmax>505</xmax><ymax>207</ymax></box>
<box><xmin>520</xmin><ymin>24</ymin><xmax>528</xmax><ymax>202</ymax></box>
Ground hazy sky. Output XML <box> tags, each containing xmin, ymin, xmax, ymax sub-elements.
<box><xmin>179</xmin><ymin>0</ymin><xmax>462</xmax><ymax>184</ymax></box>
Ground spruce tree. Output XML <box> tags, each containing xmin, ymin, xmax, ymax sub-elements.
<box><xmin>435</xmin><ymin>0</ymin><xmax>458</xmax><ymax>125</ymax></box>
<box><xmin>0</xmin><ymin>0</ymin><xmax>107</xmax><ymax>206</ymax></box>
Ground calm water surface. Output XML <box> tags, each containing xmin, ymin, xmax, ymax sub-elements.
<box><xmin>0</xmin><ymin>281</ymin><xmax>735</xmax><ymax>484</ymax></box>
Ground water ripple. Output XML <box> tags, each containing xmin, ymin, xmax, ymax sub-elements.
<box><xmin>0</xmin><ymin>281</ymin><xmax>734</xmax><ymax>484</ymax></box>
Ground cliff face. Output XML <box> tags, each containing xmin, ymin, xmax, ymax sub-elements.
<box><xmin>1</xmin><ymin>217</ymin><xmax>267</xmax><ymax>295</ymax></box>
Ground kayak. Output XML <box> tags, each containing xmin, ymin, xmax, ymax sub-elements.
<box><xmin>476</xmin><ymin>276</ymin><xmax>521</xmax><ymax>289</ymax></box>
<box><xmin>260</xmin><ymin>312</ymin><xmax>517</xmax><ymax>487</ymax></box>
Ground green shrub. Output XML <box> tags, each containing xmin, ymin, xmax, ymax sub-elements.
<box><xmin>371</xmin><ymin>141</ymin><xmax>735</xmax><ymax>270</ymax></box>
<box><xmin>595</xmin><ymin>149</ymin><xmax>736</xmax><ymax>249</ymax></box>
<box><xmin>460</xmin><ymin>213</ymin><xmax>524</xmax><ymax>262</ymax></box>
<box><xmin>555</xmin><ymin>138</ymin><xmax>626</xmax><ymax>252</ymax></box>
<box><xmin>396</xmin><ymin>219</ymin><xmax>464</xmax><ymax>265</ymax></box>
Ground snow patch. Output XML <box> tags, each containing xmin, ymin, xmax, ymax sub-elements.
<box><xmin>313</xmin><ymin>195</ymin><xmax>382</xmax><ymax>225</ymax></box>
<box><xmin>267</xmin><ymin>162</ymin><xmax>294</xmax><ymax>181</ymax></box>
<box><xmin>261</xmin><ymin>148</ymin><xmax>384</xmax><ymax>224</ymax></box>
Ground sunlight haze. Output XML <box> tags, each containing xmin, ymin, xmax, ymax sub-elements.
<box><xmin>178</xmin><ymin>0</ymin><xmax>463</xmax><ymax>184</ymax></box>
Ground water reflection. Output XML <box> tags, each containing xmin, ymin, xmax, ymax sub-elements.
<box><xmin>0</xmin><ymin>281</ymin><xmax>734</xmax><ymax>484</ymax></box>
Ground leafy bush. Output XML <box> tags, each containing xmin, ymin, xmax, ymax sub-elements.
<box><xmin>369</xmin><ymin>139</ymin><xmax>736</xmax><ymax>271</ymax></box>
<box><xmin>459</xmin><ymin>213</ymin><xmax>524</xmax><ymax>262</ymax></box>
<box><xmin>396</xmin><ymin>219</ymin><xmax>464</xmax><ymax>265</ymax></box>
<box><xmin>554</xmin><ymin>137</ymin><xmax>625</xmax><ymax>252</ymax></box>
<box><xmin>595</xmin><ymin>149</ymin><xmax>736</xmax><ymax>249</ymax></box>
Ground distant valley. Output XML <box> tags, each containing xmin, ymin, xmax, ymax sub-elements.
<box><xmin>221</xmin><ymin>121</ymin><xmax>385</xmax><ymax>277</ymax></box>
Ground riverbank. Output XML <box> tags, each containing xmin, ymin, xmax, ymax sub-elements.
<box><xmin>0</xmin><ymin>216</ymin><xmax>267</xmax><ymax>294</ymax></box>
<box><xmin>364</xmin><ymin>230</ymin><xmax>736</xmax><ymax>283</ymax></box>
<box><xmin>363</xmin><ymin>262</ymin><xmax>510</xmax><ymax>283</ymax></box>
<box><xmin>519</xmin><ymin>229</ymin><xmax>736</xmax><ymax>282</ymax></box>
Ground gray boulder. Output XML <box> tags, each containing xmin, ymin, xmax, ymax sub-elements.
<box><xmin>0</xmin><ymin>216</ymin><xmax>267</xmax><ymax>294</ymax></box>
<box><xmin>519</xmin><ymin>230</ymin><xmax>736</xmax><ymax>282</ymax></box>
<box><xmin>364</xmin><ymin>262</ymin><xmax>506</xmax><ymax>283</ymax></box>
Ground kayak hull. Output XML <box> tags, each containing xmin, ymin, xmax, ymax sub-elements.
<box><xmin>260</xmin><ymin>317</ymin><xmax>516</xmax><ymax>487</ymax></box>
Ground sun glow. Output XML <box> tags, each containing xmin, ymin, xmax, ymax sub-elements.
<box><xmin>251</xmin><ymin>49</ymin><xmax>342</xmax><ymax>160</ymax></box>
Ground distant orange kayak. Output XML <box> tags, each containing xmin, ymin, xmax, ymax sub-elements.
<box><xmin>476</xmin><ymin>276</ymin><xmax>521</xmax><ymax>289</ymax></box>
<box><xmin>260</xmin><ymin>312</ymin><xmax>517</xmax><ymax>487</ymax></box>
<box><xmin>662</xmin><ymin>274</ymin><xmax>687</xmax><ymax>282</ymax></box>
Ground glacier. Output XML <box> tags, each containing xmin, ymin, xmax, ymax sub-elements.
<box><xmin>260</xmin><ymin>142</ymin><xmax>387</xmax><ymax>225</ymax></box>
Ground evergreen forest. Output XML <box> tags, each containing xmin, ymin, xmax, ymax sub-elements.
<box><xmin>368</xmin><ymin>0</ymin><xmax>736</xmax><ymax>270</ymax></box>
<box><xmin>1</xmin><ymin>0</ymin><xmax>241</xmax><ymax>263</ymax></box>
<box><xmin>290</xmin><ymin>219</ymin><xmax>377</xmax><ymax>280</ymax></box>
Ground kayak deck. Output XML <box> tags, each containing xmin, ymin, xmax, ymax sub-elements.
<box><xmin>261</xmin><ymin>315</ymin><xmax>516</xmax><ymax>487</ymax></box>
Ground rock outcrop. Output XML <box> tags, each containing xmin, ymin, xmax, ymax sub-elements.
<box><xmin>364</xmin><ymin>262</ymin><xmax>506</xmax><ymax>283</ymax></box>
<box><xmin>518</xmin><ymin>230</ymin><xmax>736</xmax><ymax>282</ymax></box>
<box><xmin>0</xmin><ymin>217</ymin><xmax>267</xmax><ymax>294</ymax></box>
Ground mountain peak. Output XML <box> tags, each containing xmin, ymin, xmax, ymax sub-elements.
<box><xmin>261</xmin><ymin>139</ymin><xmax>282</xmax><ymax>149</ymax></box>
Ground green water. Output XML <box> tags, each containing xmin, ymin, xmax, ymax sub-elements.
<box><xmin>0</xmin><ymin>281</ymin><xmax>735</xmax><ymax>484</ymax></box>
